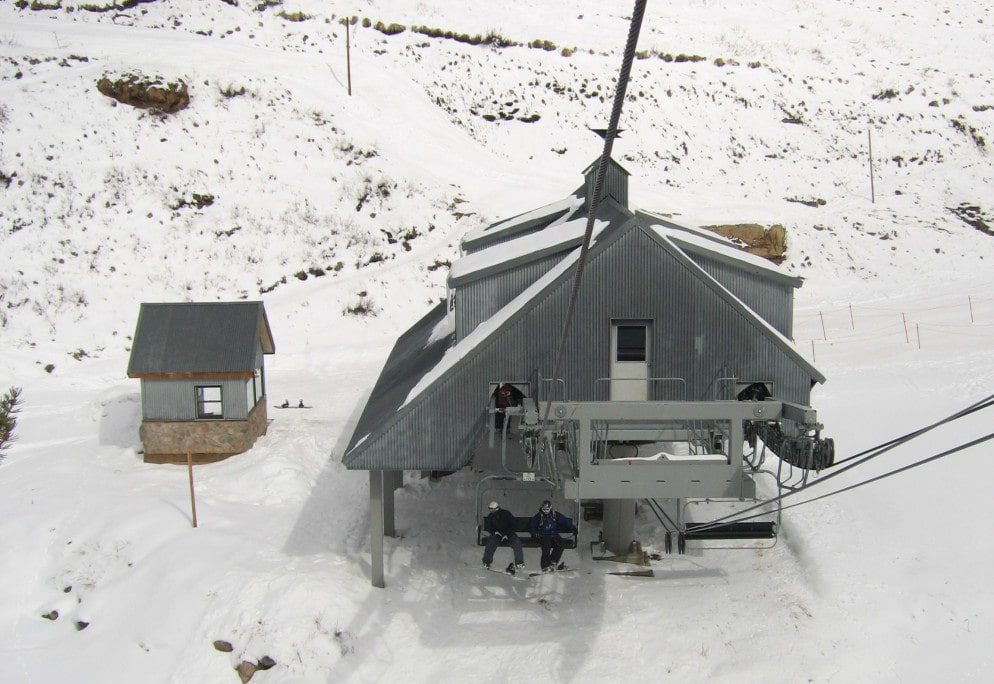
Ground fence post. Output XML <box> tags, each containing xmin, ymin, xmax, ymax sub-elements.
<box><xmin>187</xmin><ymin>449</ymin><xmax>198</xmax><ymax>529</ymax></box>
<box><xmin>902</xmin><ymin>313</ymin><xmax>909</xmax><ymax>343</ymax></box>
<box><xmin>868</xmin><ymin>127</ymin><xmax>876</xmax><ymax>204</ymax></box>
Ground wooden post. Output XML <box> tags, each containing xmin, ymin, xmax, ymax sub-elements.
<box><xmin>346</xmin><ymin>17</ymin><xmax>352</xmax><ymax>96</ymax></box>
<box><xmin>868</xmin><ymin>127</ymin><xmax>875</xmax><ymax>204</ymax></box>
<box><xmin>811</xmin><ymin>339</ymin><xmax>816</xmax><ymax>363</ymax></box>
<box><xmin>916</xmin><ymin>323</ymin><xmax>921</xmax><ymax>350</ymax></box>
<box><xmin>187</xmin><ymin>449</ymin><xmax>198</xmax><ymax>528</ymax></box>
<box><xmin>819</xmin><ymin>312</ymin><xmax>827</xmax><ymax>340</ymax></box>
<box><xmin>902</xmin><ymin>313</ymin><xmax>909</xmax><ymax>343</ymax></box>
<box><xmin>849</xmin><ymin>303</ymin><xmax>855</xmax><ymax>330</ymax></box>
<box><xmin>969</xmin><ymin>295</ymin><xmax>974</xmax><ymax>323</ymax></box>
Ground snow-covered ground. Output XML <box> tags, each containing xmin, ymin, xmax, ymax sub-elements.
<box><xmin>1</xmin><ymin>1</ymin><xmax>992</xmax><ymax>681</ymax></box>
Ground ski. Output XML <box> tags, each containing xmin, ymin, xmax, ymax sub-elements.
<box><xmin>528</xmin><ymin>563</ymin><xmax>575</xmax><ymax>578</ymax></box>
<box><xmin>481</xmin><ymin>562</ymin><xmax>530</xmax><ymax>579</ymax></box>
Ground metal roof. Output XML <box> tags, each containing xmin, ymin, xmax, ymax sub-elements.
<box><xmin>127</xmin><ymin>301</ymin><xmax>274</xmax><ymax>378</ymax></box>
<box><xmin>342</xmin><ymin>159</ymin><xmax>826</xmax><ymax>471</ymax></box>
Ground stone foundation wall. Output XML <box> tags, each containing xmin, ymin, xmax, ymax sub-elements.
<box><xmin>141</xmin><ymin>399</ymin><xmax>269</xmax><ymax>464</ymax></box>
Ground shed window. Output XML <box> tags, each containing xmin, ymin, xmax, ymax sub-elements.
<box><xmin>616</xmin><ymin>325</ymin><xmax>647</xmax><ymax>362</ymax></box>
<box><xmin>196</xmin><ymin>385</ymin><xmax>223</xmax><ymax>419</ymax></box>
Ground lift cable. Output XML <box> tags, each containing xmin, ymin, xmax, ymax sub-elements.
<box><xmin>830</xmin><ymin>392</ymin><xmax>994</xmax><ymax>468</ymax></box>
<box><xmin>687</xmin><ymin>392</ymin><xmax>994</xmax><ymax>533</ymax></box>
<box><xmin>542</xmin><ymin>0</ymin><xmax>647</xmax><ymax>424</ymax></box>
<box><xmin>713</xmin><ymin>430</ymin><xmax>994</xmax><ymax>529</ymax></box>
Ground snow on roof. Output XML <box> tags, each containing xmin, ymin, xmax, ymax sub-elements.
<box><xmin>460</xmin><ymin>194</ymin><xmax>584</xmax><ymax>247</ymax></box>
<box><xmin>449</xmin><ymin>212</ymin><xmax>605</xmax><ymax>284</ymax></box>
<box><xmin>642</xmin><ymin>212</ymin><xmax>797</xmax><ymax>282</ymax></box>
<box><xmin>653</xmin><ymin>230</ymin><xmax>825</xmax><ymax>383</ymax></box>
<box><xmin>405</xmin><ymin>244</ymin><xmax>588</xmax><ymax>406</ymax></box>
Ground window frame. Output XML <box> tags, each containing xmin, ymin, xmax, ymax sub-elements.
<box><xmin>195</xmin><ymin>385</ymin><xmax>224</xmax><ymax>419</ymax></box>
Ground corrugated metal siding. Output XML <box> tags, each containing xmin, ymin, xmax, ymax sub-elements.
<box><xmin>128</xmin><ymin>301</ymin><xmax>271</xmax><ymax>376</ymax></box>
<box><xmin>585</xmin><ymin>163</ymin><xmax>628</xmax><ymax>209</ymax></box>
<box><xmin>686</xmin><ymin>253</ymin><xmax>794</xmax><ymax>337</ymax></box>
<box><xmin>141</xmin><ymin>377</ymin><xmax>250</xmax><ymax>420</ymax></box>
<box><xmin>456</xmin><ymin>253</ymin><xmax>566</xmax><ymax>340</ymax></box>
<box><xmin>346</xmin><ymin>224</ymin><xmax>817</xmax><ymax>471</ymax></box>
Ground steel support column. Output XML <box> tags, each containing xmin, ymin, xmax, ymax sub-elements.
<box><xmin>369</xmin><ymin>470</ymin><xmax>385</xmax><ymax>588</ymax></box>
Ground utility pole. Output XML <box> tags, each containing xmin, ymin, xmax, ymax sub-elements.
<box><xmin>868</xmin><ymin>127</ymin><xmax>875</xmax><ymax>203</ymax></box>
<box><xmin>345</xmin><ymin>17</ymin><xmax>353</xmax><ymax>96</ymax></box>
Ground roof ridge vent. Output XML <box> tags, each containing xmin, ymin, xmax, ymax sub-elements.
<box><xmin>582</xmin><ymin>156</ymin><xmax>630</xmax><ymax>209</ymax></box>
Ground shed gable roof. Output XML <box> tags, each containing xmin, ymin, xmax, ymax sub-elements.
<box><xmin>127</xmin><ymin>301</ymin><xmax>274</xmax><ymax>378</ymax></box>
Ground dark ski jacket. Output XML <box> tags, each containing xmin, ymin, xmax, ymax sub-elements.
<box><xmin>484</xmin><ymin>508</ymin><xmax>518</xmax><ymax>537</ymax></box>
<box><xmin>529</xmin><ymin>510</ymin><xmax>576</xmax><ymax>538</ymax></box>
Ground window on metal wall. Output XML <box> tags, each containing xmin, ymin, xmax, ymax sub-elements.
<box><xmin>616</xmin><ymin>324</ymin><xmax>647</xmax><ymax>362</ymax></box>
<box><xmin>196</xmin><ymin>385</ymin><xmax>223</xmax><ymax>419</ymax></box>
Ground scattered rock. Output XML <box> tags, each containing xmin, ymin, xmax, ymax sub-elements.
<box><xmin>702</xmin><ymin>223</ymin><xmax>787</xmax><ymax>263</ymax></box>
<box><xmin>786</xmin><ymin>197</ymin><xmax>827</xmax><ymax>208</ymax></box>
<box><xmin>213</xmin><ymin>639</ymin><xmax>234</xmax><ymax>652</ymax></box>
<box><xmin>74</xmin><ymin>620</ymin><xmax>89</xmax><ymax>631</ymax></box>
<box><xmin>948</xmin><ymin>204</ymin><xmax>993</xmax><ymax>236</ymax></box>
<box><xmin>41</xmin><ymin>610</ymin><xmax>59</xmax><ymax>621</ymax></box>
<box><xmin>258</xmin><ymin>655</ymin><xmax>276</xmax><ymax>670</ymax></box>
<box><xmin>235</xmin><ymin>661</ymin><xmax>257</xmax><ymax>683</ymax></box>
<box><xmin>96</xmin><ymin>73</ymin><xmax>190</xmax><ymax>114</ymax></box>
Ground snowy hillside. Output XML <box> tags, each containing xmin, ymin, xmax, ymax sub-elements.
<box><xmin>1</xmin><ymin>1</ymin><xmax>993</xmax><ymax>682</ymax></box>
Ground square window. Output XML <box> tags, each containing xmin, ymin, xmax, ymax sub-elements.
<box><xmin>616</xmin><ymin>325</ymin><xmax>647</xmax><ymax>362</ymax></box>
<box><xmin>196</xmin><ymin>385</ymin><xmax>223</xmax><ymax>419</ymax></box>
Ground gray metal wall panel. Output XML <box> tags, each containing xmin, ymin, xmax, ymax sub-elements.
<box><xmin>141</xmin><ymin>377</ymin><xmax>250</xmax><ymax>420</ymax></box>
<box><xmin>456</xmin><ymin>254</ymin><xmax>564</xmax><ymax>340</ymax></box>
<box><xmin>585</xmin><ymin>162</ymin><xmax>629</xmax><ymax>209</ymax></box>
<box><xmin>687</xmin><ymin>253</ymin><xmax>794</xmax><ymax>337</ymax></box>
<box><xmin>346</xmin><ymin>225</ymin><xmax>815</xmax><ymax>471</ymax></box>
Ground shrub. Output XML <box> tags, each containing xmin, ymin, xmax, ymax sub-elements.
<box><xmin>344</xmin><ymin>292</ymin><xmax>376</xmax><ymax>316</ymax></box>
<box><xmin>1</xmin><ymin>387</ymin><xmax>22</xmax><ymax>457</ymax></box>
<box><xmin>374</xmin><ymin>21</ymin><xmax>406</xmax><ymax>35</ymax></box>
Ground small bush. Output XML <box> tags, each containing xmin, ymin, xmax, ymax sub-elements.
<box><xmin>529</xmin><ymin>39</ymin><xmax>556</xmax><ymax>51</ymax></box>
<box><xmin>374</xmin><ymin>21</ymin><xmax>405</xmax><ymax>36</ymax></box>
<box><xmin>278</xmin><ymin>10</ymin><xmax>310</xmax><ymax>22</ymax></box>
<box><xmin>344</xmin><ymin>292</ymin><xmax>376</xmax><ymax>316</ymax></box>
<box><xmin>219</xmin><ymin>84</ymin><xmax>247</xmax><ymax>98</ymax></box>
<box><xmin>0</xmin><ymin>387</ymin><xmax>21</xmax><ymax>457</ymax></box>
<box><xmin>872</xmin><ymin>88</ymin><xmax>899</xmax><ymax>100</ymax></box>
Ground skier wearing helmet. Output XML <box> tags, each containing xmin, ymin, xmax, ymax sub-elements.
<box><xmin>482</xmin><ymin>501</ymin><xmax>526</xmax><ymax>573</ymax></box>
<box><xmin>529</xmin><ymin>500</ymin><xmax>577</xmax><ymax>572</ymax></box>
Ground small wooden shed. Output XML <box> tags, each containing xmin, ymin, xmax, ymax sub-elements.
<box><xmin>127</xmin><ymin>301</ymin><xmax>275</xmax><ymax>464</ymax></box>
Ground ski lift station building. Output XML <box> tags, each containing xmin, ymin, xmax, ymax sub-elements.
<box><xmin>344</xmin><ymin>158</ymin><xmax>833</xmax><ymax>587</ymax></box>
<box><xmin>127</xmin><ymin>301</ymin><xmax>275</xmax><ymax>464</ymax></box>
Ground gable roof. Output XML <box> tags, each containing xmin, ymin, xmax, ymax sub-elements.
<box><xmin>344</xmin><ymin>210</ymin><xmax>823</xmax><ymax>469</ymax></box>
<box><xmin>127</xmin><ymin>301</ymin><xmax>274</xmax><ymax>378</ymax></box>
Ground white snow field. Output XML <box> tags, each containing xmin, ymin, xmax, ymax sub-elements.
<box><xmin>1</xmin><ymin>1</ymin><xmax>992</xmax><ymax>682</ymax></box>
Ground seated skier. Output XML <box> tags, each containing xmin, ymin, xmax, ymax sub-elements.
<box><xmin>482</xmin><ymin>501</ymin><xmax>525</xmax><ymax>574</ymax></box>
<box><xmin>529</xmin><ymin>500</ymin><xmax>578</xmax><ymax>572</ymax></box>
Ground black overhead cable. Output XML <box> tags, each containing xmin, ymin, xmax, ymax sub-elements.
<box><xmin>543</xmin><ymin>0</ymin><xmax>647</xmax><ymax>422</ymax></box>
<box><xmin>688</xmin><ymin>392</ymin><xmax>994</xmax><ymax>533</ymax></box>
<box><xmin>710</xmin><ymin>430</ymin><xmax>994</xmax><ymax>530</ymax></box>
<box><xmin>830</xmin><ymin>392</ymin><xmax>994</xmax><ymax>468</ymax></box>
